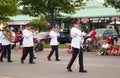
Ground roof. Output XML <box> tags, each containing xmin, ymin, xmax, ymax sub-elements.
<box><xmin>61</xmin><ymin>0</ymin><xmax>120</xmax><ymax>18</ymax></box>
<box><xmin>9</xmin><ymin>15</ymin><xmax>36</xmax><ymax>21</ymax></box>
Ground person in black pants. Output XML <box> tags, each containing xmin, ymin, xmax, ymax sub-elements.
<box><xmin>21</xmin><ymin>24</ymin><xmax>35</xmax><ymax>64</ymax></box>
<box><xmin>21</xmin><ymin>47</ymin><xmax>34</xmax><ymax>63</ymax></box>
<box><xmin>47</xmin><ymin>25</ymin><xmax>60</xmax><ymax>61</ymax></box>
<box><xmin>66</xmin><ymin>20</ymin><xmax>87</xmax><ymax>73</ymax></box>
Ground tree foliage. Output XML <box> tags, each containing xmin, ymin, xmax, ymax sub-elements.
<box><xmin>104</xmin><ymin>0</ymin><xmax>120</xmax><ymax>9</ymax></box>
<box><xmin>30</xmin><ymin>18</ymin><xmax>49</xmax><ymax>31</ymax></box>
<box><xmin>0</xmin><ymin>0</ymin><xmax>19</xmax><ymax>21</ymax></box>
<box><xmin>19</xmin><ymin>0</ymin><xmax>84</xmax><ymax>25</ymax></box>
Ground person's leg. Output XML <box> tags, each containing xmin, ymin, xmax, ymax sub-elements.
<box><xmin>67</xmin><ymin>47</ymin><xmax>79</xmax><ymax>72</ymax></box>
<box><xmin>28</xmin><ymin>47</ymin><xmax>35</xmax><ymax>64</ymax></box>
<box><xmin>15</xmin><ymin>42</ymin><xmax>20</xmax><ymax>50</ymax></box>
<box><xmin>7</xmin><ymin>44</ymin><xmax>12</xmax><ymax>62</ymax></box>
<box><xmin>54</xmin><ymin>46</ymin><xmax>60</xmax><ymax>61</ymax></box>
<box><xmin>0</xmin><ymin>45</ymin><xmax>5</xmax><ymax>62</ymax></box>
<box><xmin>21</xmin><ymin>47</ymin><xmax>28</xmax><ymax>64</ymax></box>
<box><xmin>79</xmin><ymin>47</ymin><xmax>87</xmax><ymax>72</ymax></box>
<box><xmin>47</xmin><ymin>46</ymin><xmax>54</xmax><ymax>61</ymax></box>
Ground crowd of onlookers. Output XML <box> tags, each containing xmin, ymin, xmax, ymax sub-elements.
<box><xmin>89</xmin><ymin>27</ymin><xmax>120</xmax><ymax>56</ymax></box>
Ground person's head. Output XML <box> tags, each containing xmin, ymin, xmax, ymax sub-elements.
<box><xmin>25</xmin><ymin>23</ymin><xmax>31</xmax><ymax>30</ymax></box>
<box><xmin>72</xmin><ymin>20</ymin><xmax>80</xmax><ymax>28</ymax></box>
<box><xmin>50</xmin><ymin>25</ymin><xmax>55</xmax><ymax>30</ymax></box>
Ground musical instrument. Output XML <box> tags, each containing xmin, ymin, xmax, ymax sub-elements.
<box><xmin>0</xmin><ymin>22</ymin><xmax>15</xmax><ymax>43</ymax></box>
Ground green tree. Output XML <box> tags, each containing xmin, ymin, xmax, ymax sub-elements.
<box><xmin>19</xmin><ymin>0</ymin><xmax>84</xmax><ymax>26</ymax></box>
<box><xmin>30</xmin><ymin>18</ymin><xmax>49</xmax><ymax>31</ymax></box>
<box><xmin>0</xmin><ymin>0</ymin><xmax>19</xmax><ymax>21</ymax></box>
<box><xmin>104</xmin><ymin>0</ymin><xmax>120</xmax><ymax>9</ymax></box>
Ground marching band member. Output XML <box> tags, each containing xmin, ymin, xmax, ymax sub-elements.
<box><xmin>66</xmin><ymin>20</ymin><xmax>87</xmax><ymax>72</ymax></box>
<box><xmin>0</xmin><ymin>30</ymin><xmax>3</xmax><ymax>53</ymax></box>
<box><xmin>21</xmin><ymin>24</ymin><xmax>35</xmax><ymax>64</ymax></box>
<box><xmin>47</xmin><ymin>25</ymin><xmax>60</xmax><ymax>61</ymax></box>
<box><xmin>0</xmin><ymin>23</ymin><xmax>13</xmax><ymax>62</ymax></box>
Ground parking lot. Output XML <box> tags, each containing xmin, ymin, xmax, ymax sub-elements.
<box><xmin>0</xmin><ymin>48</ymin><xmax>120</xmax><ymax>78</ymax></box>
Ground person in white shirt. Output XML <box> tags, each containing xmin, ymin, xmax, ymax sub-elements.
<box><xmin>0</xmin><ymin>23</ymin><xmax>13</xmax><ymax>62</ymax></box>
<box><xmin>0</xmin><ymin>31</ymin><xmax>3</xmax><ymax>53</ymax></box>
<box><xmin>47</xmin><ymin>25</ymin><xmax>60</xmax><ymax>61</ymax></box>
<box><xmin>66</xmin><ymin>20</ymin><xmax>87</xmax><ymax>73</ymax></box>
<box><xmin>21</xmin><ymin>24</ymin><xmax>35</xmax><ymax>64</ymax></box>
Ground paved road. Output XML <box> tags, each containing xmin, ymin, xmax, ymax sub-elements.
<box><xmin>0</xmin><ymin>49</ymin><xmax>120</xmax><ymax>78</ymax></box>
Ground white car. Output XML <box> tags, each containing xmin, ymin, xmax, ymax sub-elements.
<box><xmin>36</xmin><ymin>32</ymin><xmax>50</xmax><ymax>44</ymax></box>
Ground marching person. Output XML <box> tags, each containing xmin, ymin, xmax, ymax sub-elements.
<box><xmin>47</xmin><ymin>25</ymin><xmax>60</xmax><ymax>61</ymax></box>
<box><xmin>66</xmin><ymin>20</ymin><xmax>87</xmax><ymax>72</ymax></box>
<box><xmin>0</xmin><ymin>23</ymin><xmax>13</xmax><ymax>62</ymax></box>
<box><xmin>21</xmin><ymin>24</ymin><xmax>35</xmax><ymax>64</ymax></box>
<box><xmin>0</xmin><ymin>30</ymin><xmax>3</xmax><ymax>53</ymax></box>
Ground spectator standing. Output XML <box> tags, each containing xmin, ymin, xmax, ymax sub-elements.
<box><xmin>90</xmin><ymin>27</ymin><xmax>97</xmax><ymax>51</ymax></box>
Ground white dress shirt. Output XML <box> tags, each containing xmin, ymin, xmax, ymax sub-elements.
<box><xmin>22</xmin><ymin>29</ymin><xmax>34</xmax><ymax>47</ymax></box>
<box><xmin>50</xmin><ymin>30</ymin><xmax>60</xmax><ymax>46</ymax></box>
<box><xmin>70</xmin><ymin>27</ymin><xmax>83</xmax><ymax>49</ymax></box>
<box><xmin>0</xmin><ymin>31</ymin><xmax>11</xmax><ymax>45</ymax></box>
<box><xmin>0</xmin><ymin>31</ymin><xmax>3</xmax><ymax>44</ymax></box>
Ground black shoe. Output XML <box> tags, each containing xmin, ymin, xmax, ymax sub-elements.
<box><xmin>56</xmin><ymin>59</ymin><xmax>61</xmax><ymax>61</ymax></box>
<box><xmin>47</xmin><ymin>57</ymin><xmax>51</xmax><ymax>61</ymax></box>
<box><xmin>67</xmin><ymin>67</ymin><xmax>72</xmax><ymax>72</ymax></box>
<box><xmin>8</xmin><ymin>60</ymin><xmax>13</xmax><ymax>63</ymax></box>
<box><xmin>21</xmin><ymin>59</ymin><xmax>24</xmax><ymax>64</ymax></box>
<box><xmin>29</xmin><ymin>62</ymin><xmax>35</xmax><ymax>64</ymax></box>
<box><xmin>79</xmin><ymin>70</ymin><xmax>87</xmax><ymax>73</ymax></box>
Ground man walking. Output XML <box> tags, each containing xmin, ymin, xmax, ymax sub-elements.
<box><xmin>21</xmin><ymin>24</ymin><xmax>35</xmax><ymax>64</ymax></box>
<box><xmin>47</xmin><ymin>25</ymin><xmax>60</xmax><ymax>61</ymax></box>
<box><xmin>66</xmin><ymin>20</ymin><xmax>87</xmax><ymax>73</ymax></box>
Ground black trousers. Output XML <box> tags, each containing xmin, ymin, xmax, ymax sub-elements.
<box><xmin>47</xmin><ymin>45</ymin><xmax>59</xmax><ymax>60</ymax></box>
<box><xmin>21</xmin><ymin>47</ymin><xmax>34</xmax><ymax>63</ymax></box>
<box><xmin>67</xmin><ymin>47</ymin><xmax>84</xmax><ymax>71</ymax></box>
<box><xmin>0</xmin><ymin>44</ymin><xmax>11</xmax><ymax>61</ymax></box>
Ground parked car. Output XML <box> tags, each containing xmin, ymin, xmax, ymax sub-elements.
<box><xmin>36</xmin><ymin>32</ymin><xmax>51</xmax><ymax>44</ymax></box>
<box><xmin>86</xmin><ymin>28</ymin><xmax>118</xmax><ymax>43</ymax></box>
<box><xmin>58</xmin><ymin>31</ymin><xmax>71</xmax><ymax>44</ymax></box>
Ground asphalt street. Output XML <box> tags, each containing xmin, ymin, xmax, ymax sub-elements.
<box><xmin>0</xmin><ymin>48</ymin><xmax>120</xmax><ymax>78</ymax></box>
